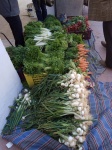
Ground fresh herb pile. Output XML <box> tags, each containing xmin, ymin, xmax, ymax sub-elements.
<box><xmin>23</xmin><ymin>46</ymin><xmax>50</xmax><ymax>74</ymax></box>
<box><xmin>3</xmin><ymin>15</ymin><xmax>93</xmax><ymax>150</ymax></box>
<box><xmin>23</xmin><ymin>16</ymin><xmax>84</xmax><ymax>75</ymax></box>
<box><xmin>44</xmin><ymin>15</ymin><xmax>62</xmax><ymax>30</ymax></box>
<box><xmin>6</xmin><ymin>46</ymin><xmax>26</xmax><ymax>70</ymax></box>
<box><xmin>7</xmin><ymin>15</ymin><xmax>85</xmax><ymax>76</ymax></box>
<box><xmin>24</xmin><ymin>21</ymin><xmax>43</xmax><ymax>40</ymax></box>
<box><xmin>3</xmin><ymin>68</ymin><xmax>93</xmax><ymax>149</ymax></box>
<box><xmin>2</xmin><ymin>89</ymin><xmax>31</xmax><ymax>135</ymax></box>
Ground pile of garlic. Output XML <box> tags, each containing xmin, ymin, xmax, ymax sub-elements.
<box><xmin>59</xmin><ymin>70</ymin><xmax>92</xmax><ymax>149</ymax></box>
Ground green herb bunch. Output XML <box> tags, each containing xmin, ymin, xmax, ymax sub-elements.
<box><xmin>23</xmin><ymin>46</ymin><xmax>50</xmax><ymax>74</ymax></box>
<box><xmin>45</xmin><ymin>37</ymin><xmax>68</xmax><ymax>74</ymax></box>
<box><xmin>24</xmin><ymin>21</ymin><xmax>43</xmax><ymax>40</ymax></box>
<box><xmin>44</xmin><ymin>15</ymin><xmax>62</xmax><ymax>30</ymax></box>
<box><xmin>6</xmin><ymin>46</ymin><xmax>26</xmax><ymax>70</ymax></box>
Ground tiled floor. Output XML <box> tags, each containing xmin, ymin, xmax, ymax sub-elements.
<box><xmin>0</xmin><ymin>4</ymin><xmax>112</xmax><ymax>150</ymax></box>
<box><xmin>83</xmin><ymin>6</ymin><xmax>112</xmax><ymax>82</ymax></box>
<box><xmin>0</xmin><ymin>137</ymin><xmax>19</xmax><ymax>150</ymax></box>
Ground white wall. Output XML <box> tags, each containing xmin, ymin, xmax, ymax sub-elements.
<box><xmin>0</xmin><ymin>39</ymin><xmax>23</xmax><ymax>134</ymax></box>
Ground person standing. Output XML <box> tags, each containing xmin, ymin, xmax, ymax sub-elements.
<box><xmin>0</xmin><ymin>0</ymin><xmax>25</xmax><ymax>47</ymax></box>
<box><xmin>32</xmin><ymin>0</ymin><xmax>47</xmax><ymax>21</ymax></box>
<box><xmin>88</xmin><ymin>0</ymin><xmax>112</xmax><ymax>68</ymax></box>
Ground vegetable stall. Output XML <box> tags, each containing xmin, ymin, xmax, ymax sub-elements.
<box><xmin>3</xmin><ymin>15</ymin><xmax>94</xmax><ymax>150</ymax></box>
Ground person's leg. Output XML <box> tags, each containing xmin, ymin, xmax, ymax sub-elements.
<box><xmin>40</xmin><ymin>0</ymin><xmax>47</xmax><ymax>21</ymax></box>
<box><xmin>4</xmin><ymin>15</ymin><xmax>25</xmax><ymax>47</ymax></box>
<box><xmin>103</xmin><ymin>21</ymin><xmax>112</xmax><ymax>68</ymax></box>
<box><xmin>32</xmin><ymin>0</ymin><xmax>43</xmax><ymax>21</ymax></box>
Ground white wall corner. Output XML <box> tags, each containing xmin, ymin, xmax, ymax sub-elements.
<box><xmin>0</xmin><ymin>39</ymin><xmax>23</xmax><ymax>134</ymax></box>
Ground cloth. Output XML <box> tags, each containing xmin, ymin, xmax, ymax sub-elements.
<box><xmin>4</xmin><ymin>15</ymin><xmax>25</xmax><ymax>47</ymax></box>
<box><xmin>83</xmin><ymin>108</ymin><xmax>112</xmax><ymax>150</ymax></box>
<box><xmin>82</xmin><ymin>81</ymin><xmax>112</xmax><ymax>150</ymax></box>
<box><xmin>86</xmin><ymin>32</ymin><xmax>106</xmax><ymax>79</ymax></box>
<box><xmin>103</xmin><ymin>21</ymin><xmax>112</xmax><ymax>68</ymax></box>
<box><xmin>0</xmin><ymin>0</ymin><xmax>20</xmax><ymax>17</ymax></box>
<box><xmin>3</xmin><ymin>129</ymin><xmax>72</xmax><ymax>150</ymax></box>
<box><xmin>32</xmin><ymin>0</ymin><xmax>47</xmax><ymax>21</ymax></box>
<box><xmin>88</xmin><ymin>0</ymin><xmax>112</xmax><ymax>21</ymax></box>
<box><xmin>3</xmin><ymin>82</ymin><xmax>112</xmax><ymax>150</ymax></box>
<box><xmin>3</xmin><ymin>34</ymin><xmax>112</xmax><ymax>149</ymax></box>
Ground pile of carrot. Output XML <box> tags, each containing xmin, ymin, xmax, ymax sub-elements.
<box><xmin>78</xmin><ymin>57</ymin><xmax>89</xmax><ymax>72</ymax></box>
<box><xmin>73</xmin><ymin>44</ymin><xmax>92</xmax><ymax>78</ymax></box>
<box><xmin>77</xmin><ymin>44</ymin><xmax>90</xmax><ymax>58</ymax></box>
<box><xmin>76</xmin><ymin>44</ymin><xmax>89</xmax><ymax>72</ymax></box>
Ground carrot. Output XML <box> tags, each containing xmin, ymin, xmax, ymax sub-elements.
<box><xmin>77</xmin><ymin>44</ymin><xmax>85</xmax><ymax>48</ymax></box>
<box><xmin>78</xmin><ymin>47</ymin><xmax>85</xmax><ymax>50</ymax></box>
<box><xmin>85</xmin><ymin>76</ymin><xmax>91</xmax><ymax>79</ymax></box>
<box><xmin>87</xmin><ymin>72</ymin><xmax>92</xmax><ymax>75</ymax></box>
<box><xmin>78</xmin><ymin>51</ymin><xmax>88</xmax><ymax>54</ymax></box>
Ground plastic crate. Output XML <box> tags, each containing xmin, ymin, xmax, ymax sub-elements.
<box><xmin>24</xmin><ymin>73</ymin><xmax>47</xmax><ymax>87</ymax></box>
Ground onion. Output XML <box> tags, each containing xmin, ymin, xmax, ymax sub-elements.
<box><xmin>76</xmin><ymin>128</ymin><xmax>82</xmax><ymax>133</ymax></box>
<box><xmin>80</xmin><ymin>83</ymin><xmax>84</xmax><ymax>88</ymax></box>
<box><xmin>22</xmin><ymin>116</ymin><xmax>25</xmax><ymax>120</ymax></box>
<box><xmin>72</xmin><ymin>131</ymin><xmax>77</xmax><ymax>136</ymax></box>
<box><xmin>78</xmin><ymin>136</ymin><xmax>85</xmax><ymax>143</ymax></box>
<box><xmin>69</xmin><ymin>141</ymin><xmax>76</xmax><ymax>148</ymax></box>
<box><xmin>58</xmin><ymin>138</ymin><xmax>61</xmax><ymax>143</ymax></box>
<box><xmin>61</xmin><ymin>83</ymin><xmax>65</xmax><ymax>86</ymax></box>
<box><xmin>78</xmin><ymin>107</ymin><xmax>82</xmax><ymax>111</ymax></box>
<box><xmin>75</xmin><ymin>93</ymin><xmax>80</xmax><ymax>98</ymax></box>
<box><xmin>76</xmin><ymin>136</ymin><xmax>80</xmax><ymax>139</ymax></box>
<box><xmin>73</xmin><ymin>88</ymin><xmax>77</xmax><ymax>92</ymax></box>
<box><xmin>18</xmin><ymin>93</ymin><xmax>23</xmax><ymax>98</ymax></box>
<box><xmin>70</xmin><ymin>74</ymin><xmax>76</xmax><ymax>79</ymax></box>
<box><xmin>71</xmin><ymin>94</ymin><xmax>76</xmax><ymax>98</ymax></box>
<box><xmin>24</xmin><ymin>89</ymin><xmax>28</xmax><ymax>93</ymax></box>
<box><xmin>74</xmin><ymin>85</ymin><xmax>80</xmax><ymax>88</ymax></box>
<box><xmin>79</xmin><ymin>103</ymin><xmax>83</xmax><ymax>107</ymax></box>
<box><xmin>81</xmin><ymin>111</ymin><xmax>85</xmax><ymax>115</ymax></box>
<box><xmin>77</xmin><ymin>88</ymin><xmax>82</xmax><ymax>93</ymax></box>
<box><xmin>64</xmin><ymin>83</ymin><xmax>68</xmax><ymax>87</ymax></box>
<box><xmin>69</xmin><ymin>96</ymin><xmax>73</xmax><ymax>100</ymax></box>
<box><xmin>71</xmin><ymin>101</ymin><xmax>79</xmax><ymax>107</ymax></box>
<box><xmin>68</xmin><ymin>136</ymin><xmax>74</xmax><ymax>143</ymax></box>
<box><xmin>80</xmin><ymin>124</ymin><xmax>83</xmax><ymax>127</ymax></box>
<box><xmin>69</xmin><ymin>84</ymin><xmax>74</xmax><ymax>87</ymax></box>
<box><xmin>83</xmin><ymin>125</ymin><xmax>87</xmax><ymax>131</ymax></box>
<box><xmin>24</xmin><ymin>93</ymin><xmax>30</xmax><ymax>99</ymax></box>
<box><xmin>79</xmin><ymin>129</ymin><xmax>84</xmax><ymax>135</ymax></box>
<box><xmin>64</xmin><ymin>142</ymin><xmax>69</xmax><ymax>146</ymax></box>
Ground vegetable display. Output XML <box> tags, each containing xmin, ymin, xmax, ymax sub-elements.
<box><xmin>4</xmin><ymin>15</ymin><xmax>94</xmax><ymax>149</ymax></box>
<box><xmin>3</xmin><ymin>70</ymin><xmax>92</xmax><ymax>149</ymax></box>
